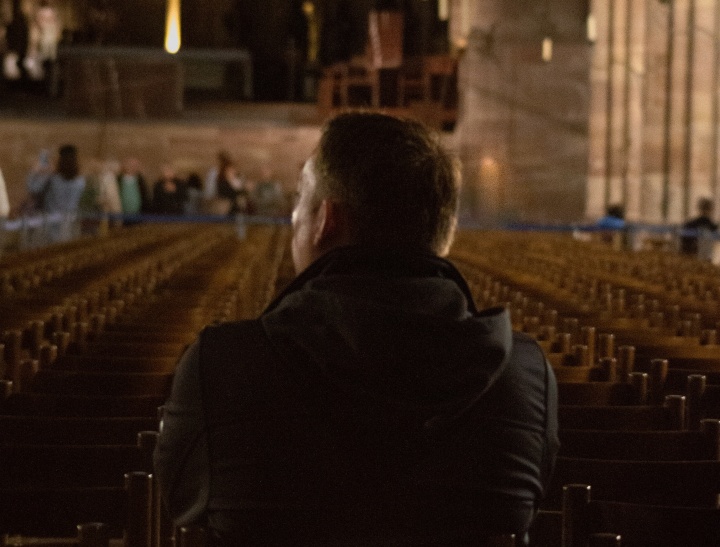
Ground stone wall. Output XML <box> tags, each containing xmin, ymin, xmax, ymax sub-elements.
<box><xmin>454</xmin><ymin>0</ymin><xmax>591</xmax><ymax>226</ymax></box>
<box><xmin>586</xmin><ymin>0</ymin><xmax>720</xmax><ymax>224</ymax></box>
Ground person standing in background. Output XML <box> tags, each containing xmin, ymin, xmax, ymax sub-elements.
<box><xmin>217</xmin><ymin>161</ymin><xmax>251</xmax><ymax>215</ymax></box>
<box><xmin>152</xmin><ymin>164</ymin><xmax>187</xmax><ymax>215</ymax></box>
<box><xmin>184</xmin><ymin>172</ymin><xmax>203</xmax><ymax>216</ymax></box>
<box><xmin>95</xmin><ymin>158</ymin><xmax>121</xmax><ymax>216</ymax></box>
<box><xmin>681</xmin><ymin>197</ymin><xmax>718</xmax><ymax>257</ymax></box>
<box><xmin>26</xmin><ymin>144</ymin><xmax>85</xmax><ymax>242</ymax></box>
<box><xmin>117</xmin><ymin>156</ymin><xmax>149</xmax><ymax>219</ymax></box>
<box><xmin>204</xmin><ymin>150</ymin><xmax>232</xmax><ymax>201</ymax></box>
<box><xmin>27</xmin><ymin>144</ymin><xmax>85</xmax><ymax>214</ymax></box>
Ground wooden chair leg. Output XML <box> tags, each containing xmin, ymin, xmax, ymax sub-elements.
<box><xmin>77</xmin><ymin>522</ymin><xmax>110</xmax><ymax>547</ymax></box>
<box><xmin>617</xmin><ymin>345</ymin><xmax>635</xmax><ymax>381</ymax></box>
<box><xmin>562</xmin><ymin>484</ymin><xmax>591</xmax><ymax>547</ymax></box>
<box><xmin>664</xmin><ymin>394</ymin><xmax>686</xmax><ymax>430</ymax></box>
<box><xmin>177</xmin><ymin>525</ymin><xmax>207</xmax><ymax>547</ymax></box>
<box><xmin>687</xmin><ymin>374</ymin><xmax>707</xmax><ymax>429</ymax></box>
<box><xmin>589</xmin><ymin>532</ymin><xmax>622</xmax><ymax>546</ymax></box>
<box><xmin>628</xmin><ymin>372</ymin><xmax>648</xmax><ymax>404</ymax></box>
<box><xmin>701</xmin><ymin>418</ymin><xmax>720</xmax><ymax>460</ymax></box>
<box><xmin>125</xmin><ymin>471</ymin><xmax>152</xmax><ymax>547</ymax></box>
<box><xmin>650</xmin><ymin>359</ymin><xmax>669</xmax><ymax>403</ymax></box>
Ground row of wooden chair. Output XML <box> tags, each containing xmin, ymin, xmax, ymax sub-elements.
<box><xmin>1</xmin><ymin>224</ymin><xmax>292</xmax><ymax>544</ymax></box>
<box><xmin>6</xmin><ymin>225</ymin><xmax>720</xmax><ymax>545</ymax></box>
<box><xmin>448</xmin><ymin>230</ymin><xmax>720</xmax><ymax>545</ymax></box>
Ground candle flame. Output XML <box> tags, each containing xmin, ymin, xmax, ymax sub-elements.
<box><xmin>164</xmin><ymin>0</ymin><xmax>181</xmax><ymax>54</ymax></box>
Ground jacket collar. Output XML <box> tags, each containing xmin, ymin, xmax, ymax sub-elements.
<box><xmin>264</xmin><ymin>245</ymin><xmax>480</xmax><ymax>316</ymax></box>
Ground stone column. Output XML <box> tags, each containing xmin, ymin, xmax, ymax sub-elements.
<box><xmin>586</xmin><ymin>0</ymin><xmax>648</xmax><ymax>222</ymax></box>
<box><xmin>456</xmin><ymin>1</ymin><xmax>590</xmax><ymax>226</ymax></box>
<box><xmin>623</xmin><ymin>0</ymin><xmax>648</xmax><ymax>220</ymax></box>
<box><xmin>454</xmin><ymin>0</ymin><xmax>511</xmax><ymax>226</ymax></box>
<box><xmin>688</xmin><ymin>0</ymin><xmax>718</xmax><ymax>216</ymax></box>
<box><xmin>667</xmin><ymin>0</ymin><xmax>691</xmax><ymax>223</ymax></box>
<box><xmin>641</xmin><ymin>0</ymin><xmax>671</xmax><ymax>223</ymax></box>
<box><xmin>586</xmin><ymin>0</ymin><xmax>611</xmax><ymax>219</ymax></box>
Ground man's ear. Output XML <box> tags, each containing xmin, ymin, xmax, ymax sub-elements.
<box><xmin>313</xmin><ymin>199</ymin><xmax>348</xmax><ymax>249</ymax></box>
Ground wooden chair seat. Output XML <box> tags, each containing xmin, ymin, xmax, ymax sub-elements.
<box><xmin>103</xmin><ymin>323</ymin><xmax>198</xmax><ymax>335</ymax></box>
<box><xmin>552</xmin><ymin>365</ymin><xmax>602</xmax><ymax>383</ymax></box>
<box><xmin>650</xmin><ymin>356</ymin><xmax>720</xmax><ymax>372</ymax></box>
<box><xmin>558</xmin><ymin>428</ymin><xmax>719</xmax><ymax>461</ymax></box>
<box><xmin>110</xmin><ymin>319</ymin><xmax>207</xmax><ymax>332</ymax></box>
<box><xmin>1</xmin><ymin>393</ymin><xmax>165</xmax><ymax>417</ymax></box>
<box><xmin>634</xmin><ymin>344</ymin><xmax>720</xmax><ymax>362</ymax></box>
<box><xmin>559</xmin><ymin>405</ymin><xmax>671</xmax><ymax>431</ymax></box>
<box><xmin>562</xmin><ymin>484</ymin><xmax>720</xmax><ymax>546</ymax></box>
<box><xmin>558</xmin><ymin>382</ymin><xmax>641</xmax><ymax>406</ymax></box>
<box><xmin>93</xmin><ymin>331</ymin><xmax>196</xmax><ymax>344</ymax></box>
<box><xmin>664</xmin><ymin>368</ymin><xmax>720</xmax><ymax>390</ymax></box>
<box><xmin>0</xmin><ymin>444</ymin><xmax>143</xmax><ymax>488</ymax></box>
<box><xmin>0</xmin><ymin>416</ymin><xmax>157</xmax><ymax>445</ymax></box>
<box><xmin>527</xmin><ymin>510</ymin><xmax>561</xmax><ymax>547</ymax></box>
<box><xmin>608</xmin><ymin>328</ymin><xmax>699</xmax><ymax>344</ymax></box>
<box><xmin>85</xmin><ymin>341</ymin><xmax>186</xmax><ymax>358</ymax></box>
<box><xmin>693</xmin><ymin>384</ymin><xmax>720</xmax><ymax>419</ymax></box>
<box><xmin>544</xmin><ymin>457</ymin><xmax>720</xmax><ymax>510</ymax></box>
<box><xmin>53</xmin><ymin>354</ymin><xmax>179</xmax><ymax>373</ymax></box>
<box><xmin>0</xmin><ymin>486</ymin><xmax>125</xmax><ymax>537</ymax></box>
<box><xmin>29</xmin><ymin>370</ymin><xmax>173</xmax><ymax>397</ymax></box>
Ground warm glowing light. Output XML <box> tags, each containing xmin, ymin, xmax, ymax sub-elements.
<box><xmin>0</xmin><ymin>168</ymin><xmax>9</xmax><ymax>217</ymax></box>
<box><xmin>542</xmin><ymin>37</ymin><xmax>553</xmax><ymax>62</ymax></box>
<box><xmin>438</xmin><ymin>0</ymin><xmax>448</xmax><ymax>21</ymax></box>
<box><xmin>303</xmin><ymin>2</ymin><xmax>319</xmax><ymax>63</ymax></box>
<box><xmin>481</xmin><ymin>157</ymin><xmax>498</xmax><ymax>169</ymax></box>
<box><xmin>164</xmin><ymin>0</ymin><xmax>181</xmax><ymax>54</ymax></box>
<box><xmin>586</xmin><ymin>13</ymin><xmax>597</xmax><ymax>42</ymax></box>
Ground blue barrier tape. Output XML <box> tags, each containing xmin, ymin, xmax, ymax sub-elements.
<box><xmin>1</xmin><ymin>214</ymin><xmax>718</xmax><ymax>240</ymax></box>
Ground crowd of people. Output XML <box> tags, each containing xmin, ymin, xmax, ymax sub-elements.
<box><xmin>22</xmin><ymin>145</ymin><xmax>290</xmax><ymax>220</ymax></box>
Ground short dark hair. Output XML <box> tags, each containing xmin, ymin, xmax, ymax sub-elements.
<box><xmin>314</xmin><ymin>112</ymin><xmax>460</xmax><ymax>255</ymax></box>
<box><xmin>698</xmin><ymin>197</ymin><xmax>714</xmax><ymax>215</ymax></box>
<box><xmin>606</xmin><ymin>204</ymin><xmax>624</xmax><ymax>220</ymax></box>
<box><xmin>57</xmin><ymin>144</ymin><xmax>79</xmax><ymax>180</ymax></box>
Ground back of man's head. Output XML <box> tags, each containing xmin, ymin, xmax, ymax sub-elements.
<box><xmin>698</xmin><ymin>197</ymin><xmax>714</xmax><ymax>217</ymax></box>
<box><xmin>315</xmin><ymin>112</ymin><xmax>460</xmax><ymax>256</ymax></box>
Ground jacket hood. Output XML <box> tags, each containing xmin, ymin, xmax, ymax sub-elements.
<box><xmin>261</xmin><ymin>246</ymin><xmax>514</xmax><ymax>426</ymax></box>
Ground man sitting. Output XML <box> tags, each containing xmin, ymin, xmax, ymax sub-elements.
<box><xmin>154</xmin><ymin>112</ymin><xmax>559</xmax><ymax>546</ymax></box>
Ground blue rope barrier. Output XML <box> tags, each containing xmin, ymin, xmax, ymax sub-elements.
<box><xmin>1</xmin><ymin>214</ymin><xmax>717</xmax><ymax>240</ymax></box>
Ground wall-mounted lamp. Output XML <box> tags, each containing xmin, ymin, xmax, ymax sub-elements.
<box><xmin>438</xmin><ymin>0</ymin><xmax>449</xmax><ymax>22</ymax></box>
<box><xmin>542</xmin><ymin>36</ymin><xmax>553</xmax><ymax>62</ymax></box>
<box><xmin>587</xmin><ymin>13</ymin><xmax>597</xmax><ymax>42</ymax></box>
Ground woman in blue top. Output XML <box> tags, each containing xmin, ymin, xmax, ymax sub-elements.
<box><xmin>27</xmin><ymin>144</ymin><xmax>86</xmax><ymax>243</ymax></box>
<box><xmin>27</xmin><ymin>144</ymin><xmax>86</xmax><ymax>214</ymax></box>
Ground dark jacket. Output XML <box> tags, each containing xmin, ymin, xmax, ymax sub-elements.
<box><xmin>154</xmin><ymin>246</ymin><xmax>559</xmax><ymax>546</ymax></box>
<box><xmin>681</xmin><ymin>215</ymin><xmax>718</xmax><ymax>255</ymax></box>
<box><xmin>152</xmin><ymin>178</ymin><xmax>187</xmax><ymax>215</ymax></box>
